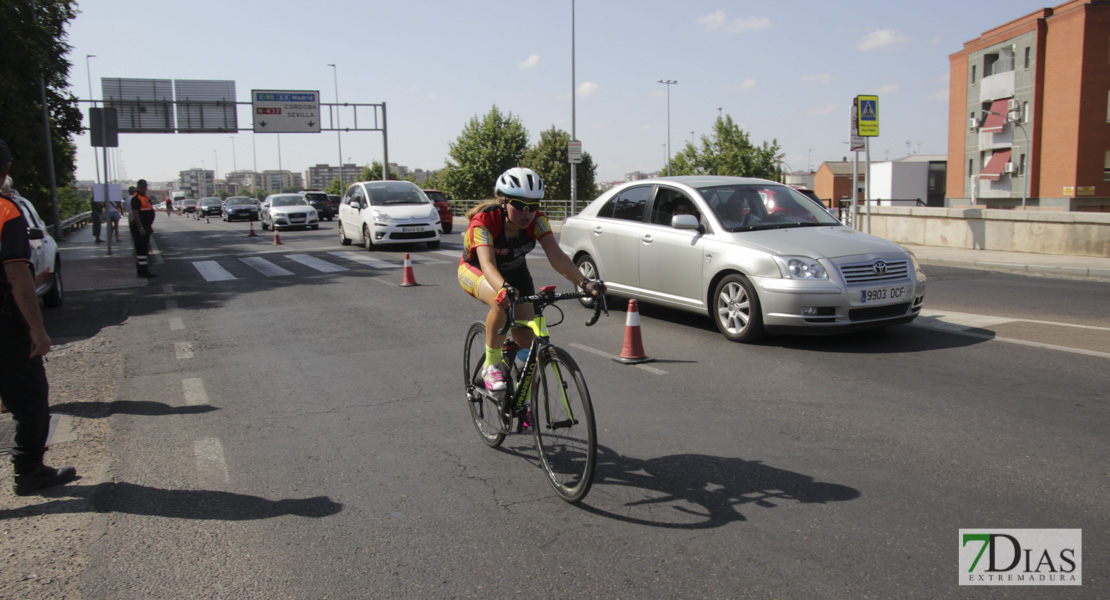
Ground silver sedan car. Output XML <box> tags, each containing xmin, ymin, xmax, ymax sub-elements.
<box><xmin>261</xmin><ymin>194</ymin><xmax>319</xmax><ymax>231</ymax></box>
<box><xmin>559</xmin><ymin>176</ymin><xmax>927</xmax><ymax>342</ymax></box>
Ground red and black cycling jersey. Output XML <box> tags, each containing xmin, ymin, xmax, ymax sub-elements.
<box><xmin>461</xmin><ymin>203</ymin><xmax>552</xmax><ymax>272</ymax></box>
<box><xmin>0</xmin><ymin>195</ymin><xmax>31</xmax><ymax>286</ymax></box>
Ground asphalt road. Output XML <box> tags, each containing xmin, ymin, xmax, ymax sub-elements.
<box><xmin>69</xmin><ymin>215</ymin><xmax>1108</xmax><ymax>599</ymax></box>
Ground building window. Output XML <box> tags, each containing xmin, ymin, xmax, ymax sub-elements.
<box><xmin>969</xmin><ymin>158</ymin><xmax>974</xmax><ymax>175</ymax></box>
<box><xmin>1025</xmin><ymin>47</ymin><xmax>1031</xmax><ymax>69</ymax></box>
<box><xmin>1023</xmin><ymin>101</ymin><xmax>1030</xmax><ymax>124</ymax></box>
<box><xmin>1105</xmin><ymin>152</ymin><xmax>1110</xmax><ymax>181</ymax></box>
<box><xmin>1020</xmin><ymin>154</ymin><xmax>1026</xmax><ymax>176</ymax></box>
<box><xmin>971</xmin><ymin>65</ymin><xmax>977</xmax><ymax>84</ymax></box>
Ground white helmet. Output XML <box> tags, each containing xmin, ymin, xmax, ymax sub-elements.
<box><xmin>495</xmin><ymin>167</ymin><xmax>544</xmax><ymax>200</ymax></box>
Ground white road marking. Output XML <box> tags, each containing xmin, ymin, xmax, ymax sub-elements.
<box><xmin>194</xmin><ymin>437</ymin><xmax>230</xmax><ymax>483</ymax></box>
<box><xmin>913</xmin><ymin>309</ymin><xmax>1110</xmax><ymax>359</ymax></box>
<box><xmin>175</xmin><ymin>341</ymin><xmax>194</xmax><ymax>360</ymax></box>
<box><xmin>433</xmin><ymin>250</ymin><xmax>461</xmax><ymax>259</ymax></box>
<box><xmin>182</xmin><ymin>378</ymin><xmax>208</xmax><ymax>405</ymax></box>
<box><xmin>150</xmin><ymin>238</ymin><xmax>164</xmax><ymax>264</ymax></box>
<box><xmin>240</xmin><ymin>256</ymin><xmax>294</xmax><ymax>277</ymax></box>
<box><xmin>411</xmin><ymin>255</ymin><xmax>448</xmax><ymax>265</ymax></box>
<box><xmin>285</xmin><ymin>253</ymin><xmax>349</xmax><ymax>273</ymax></box>
<box><xmin>165</xmin><ymin>299</ymin><xmax>178</xmax><ymax>310</ymax></box>
<box><xmin>193</xmin><ymin>260</ymin><xmax>236</xmax><ymax>281</ymax></box>
<box><xmin>163</xmin><ymin>285</ymin><xmax>174</xmax><ymax>294</ymax></box>
<box><xmin>569</xmin><ymin>343</ymin><xmax>668</xmax><ymax>375</ymax></box>
<box><xmin>329</xmin><ymin>251</ymin><xmax>398</xmax><ymax>269</ymax></box>
<box><xmin>169</xmin><ymin>317</ymin><xmax>184</xmax><ymax>331</ymax></box>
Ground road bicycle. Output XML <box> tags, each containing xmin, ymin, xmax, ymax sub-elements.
<box><xmin>463</xmin><ymin>284</ymin><xmax>607</xmax><ymax>503</ymax></box>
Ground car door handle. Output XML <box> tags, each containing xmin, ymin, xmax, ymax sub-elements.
<box><xmin>641</xmin><ymin>234</ymin><xmax>653</xmax><ymax>244</ymax></box>
<box><xmin>592</xmin><ymin>226</ymin><xmax>603</xmax><ymax>235</ymax></box>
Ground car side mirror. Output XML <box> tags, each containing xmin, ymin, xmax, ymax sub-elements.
<box><xmin>27</xmin><ymin>228</ymin><xmax>45</xmax><ymax>241</ymax></box>
<box><xmin>671</xmin><ymin>214</ymin><xmax>701</xmax><ymax>231</ymax></box>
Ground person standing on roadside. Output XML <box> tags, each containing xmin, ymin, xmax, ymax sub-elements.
<box><xmin>129</xmin><ymin>179</ymin><xmax>156</xmax><ymax>278</ymax></box>
<box><xmin>107</xmin><ymin>187</ymin><xmax>129</xmax><ymax>244</ymax></box>
<box><xmin>91</xmin><ymin>185</ymin><xmax>105</xmax><ymax>243</ymax></box>
<box><xmin>0</xmin><ymin>139</ymin><xmax>78</xmax><ymax>496</ymax></box>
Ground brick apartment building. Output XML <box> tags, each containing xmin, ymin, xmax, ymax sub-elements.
<box><xmin>947</xmin><ymin>0</ymin><xmax>1110</xmax><ymax>211</ymax></box>
<box><xmin>814</xmin><ymin>161</ymin><xmax>865</xmax><ymax>207</ymax></box>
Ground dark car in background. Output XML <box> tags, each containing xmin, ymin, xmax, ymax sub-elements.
<box><xmin>423</xmin><ymin>189</ymin><xmax>454</xmax><ymax>234</ymax></box>
<box><xmin>198</xmin><ymin>197</ymin><xmax>222</xmax><ymax>217</ymax></box>
<box><xmin>222</xmin><ymin>196</ymin><xmax>260</xmax><ymax>222</ymax></box>
<box><xmin>301</xmin><ymin>191</ymin><xmax>334</xmax><ymax>221</ymax></box>
<box><xmin>328</xmin><ymin>194</ymin><xmax>341</xmax><ymax>213</ymax></box>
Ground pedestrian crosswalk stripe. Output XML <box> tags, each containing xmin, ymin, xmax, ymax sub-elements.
<box><xmin>240</xmin><ymin>256</ymin><xmax>294</xmax><ymax>277</ymax></box>
<box><xmin>412</xmin><ymin>255</ymin><xmax>448</xmax><ymax>265</ymax></box>
<box><xmin>432</xmin><ymin>250</ymin><xmax>460</xmax><ymax>260</ymax></box>
<box><xmin>328</xmin><ymin>251</ymin><xmax>398</xmax><ymax>269</ymax></box>
<box><xmin>286</xmin><ymin>254</ymin><xmax>349</xmax><ymax>273</ymax></box>
<box><xmin>193</xmin><ymin>260</ymin><xmax>236</xmax><ymax>281</ymax></box>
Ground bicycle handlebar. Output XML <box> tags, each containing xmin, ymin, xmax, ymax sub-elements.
<box><xmin>497</xmin><ymin>287</ymin><xmax>609</xmax><ymax>336</ymax></box>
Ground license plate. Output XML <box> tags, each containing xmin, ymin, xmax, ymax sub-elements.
<box><xmin>858</xmin><ymin>284</ymin><xmax>908</xmax><ymax>304</ymax></box>
<box><xmin>401</xmin><ymin>226</ymin><xmax>423</xmax><ymax>233</ymax></box>
<box><xmin>290</xmin><ymin>215</ymin><xmax>305</xmax><ymax>222</ymax></box>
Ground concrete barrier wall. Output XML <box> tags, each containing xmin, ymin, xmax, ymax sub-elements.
<box><xmin>865</xmin><ymin>206</ymin><xmax>1110</xmax><ymax>258</ymax></box>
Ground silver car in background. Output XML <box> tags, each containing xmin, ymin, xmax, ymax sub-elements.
<box><xmin>559</xmin><ymin>176</ymin><xmax>926</xmax><ymax>342</ymax></box>
<box><xmin>260</xmin><ymin>194</ymin><xmax>319</xmax><ymax>231</ymax></box>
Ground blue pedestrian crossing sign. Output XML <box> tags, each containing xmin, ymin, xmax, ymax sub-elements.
<box><xmin>856</xmin><ymin>95</ymin><xmax>879</xmax><ymax>137</ymax></box>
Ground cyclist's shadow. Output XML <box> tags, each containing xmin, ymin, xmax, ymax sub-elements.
<box><xmin>579</xmin><ymin>444</ymin><xmax>860</xmax><ymax>528</ymax></box>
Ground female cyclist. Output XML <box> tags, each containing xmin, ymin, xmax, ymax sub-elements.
<box><xmin>458</xmin><ymin>167</ymin><xmax>604</xmax><ymax>391</ymax></box>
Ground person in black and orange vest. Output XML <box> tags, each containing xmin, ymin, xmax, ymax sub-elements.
<box><xmin>0</xmin><ymin>138</ymin><xmax>78</xmax><ymax>495</ymax></box>
<box><xmin>129</xmin><ymin>179</ymin><xmax>157</xmax><ymax>278</ymax></box>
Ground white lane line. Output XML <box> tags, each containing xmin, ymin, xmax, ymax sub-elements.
<box><xmin>182</xmin><ymin>378</ymin><xmax>208</xmax><ymax>405</ymax></box>
<box><xmin>166</xmin><ymin>299</ymin><xmax>178</xmax><ymax>310</ymax></box>
<box><xmin>913</xmin><ymin>310</ymin><xmax>1110</xmax><ymax>359</ymax></box>
<box><xmin>240</xmin><ymin>256</ymin><xmax>294</xmax><ymax>277</ymax></box>
<box><xmin>193</xmin><ymin>260</ymin><xmax>237</xmax><ymax>281</ymax></box>
<box><xmin>329</xmin><ymin>251</ymin><xmax>398</xmax><ymax>269</ymax></box>
<box><xmin>175</xmin><ymin>341</ymin><xmax>194</xmax><ymax>360</ymax></box>
<box><xmin>433</xmin><ymin>250</ymin><xmax>461</xmax><ymax>259</ymax></box>
<box><xmin>569</xmin><ymin>343</ymin><xmax>668</xmax><ymax>375</ymax></box>
<box><xmin>151</xmin><ymin>238</ymin><xmax>165</xmax><ymax>264</ymax></box>
<box><xmin>163</xmin><ymin>285</ymin><xmax>174</xmax><ymax>294</ymax></box>
<box><xmin>411</xmin><ymin>256</ymin><xmax>448</xmax><ymax>265</ymax></box>
<box><xmin>285</xmin><ymin>253</ymin><xmax>349</xmax><ymax>273</ymax></box>
<box><xmin>919</xmin><ymin>308</ymin><xmax>1110</xmax><ymax>333</ymax></box>
<box><xmin>195</xmin><ymin>437</ymin><xmax>230</xmax><ymax>483</ymax></box>
<box><xmin>169</xmin><ymin>317</ymin><xmax>185</xmax><ymax>331</ymax></box>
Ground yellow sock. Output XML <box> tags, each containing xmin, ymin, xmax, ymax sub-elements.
<box><xmin>485</xmin><ymin>345</ymin><xmax>502</xmax><ymax>368</ymax></box>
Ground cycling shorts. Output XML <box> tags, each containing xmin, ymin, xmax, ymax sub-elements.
<box><xmin>458</xmin><ymin>261</ymin><xmax>534</xmax><ymax>301</ymax></box>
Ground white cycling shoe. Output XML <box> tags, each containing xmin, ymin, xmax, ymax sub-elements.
<box><xmin>481</xmin><ymin>364</ymin><xmax>507</xmax><ymax>391</ymax></box>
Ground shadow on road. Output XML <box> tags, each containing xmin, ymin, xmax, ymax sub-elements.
<box><xmin>0</xmin><ymin>481</ymin><xmax>342</xmax><ymax>521</ymax></box>
<box><xmin>589</xmin><ymin>446</ymin><xmax>858</xmax><ymax>528</ymax></box>
<box><xmin>50</xmin><ymin>400</ymin><xmax>220</xmax><ymax>418</ymax></box>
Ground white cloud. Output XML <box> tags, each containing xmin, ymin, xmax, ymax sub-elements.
<box><xmin>801</xmin><ymin>73</ymin><xmax>833</xmax><ymax>85</ymax></box>
<box><xmin>874</xmin><ymin>83</ymin><xmax>900</xmax><ymax>95</ymax></box>
<box><xmin>857</xmin><ymin>29</ymin><xmax>909</xmax><ymax>51</ymax></box>
<box><xmin>640</xmin><ymin>124</ymin><xmax>653</xmax><ymax>131</ymax></box>
<box><xmin>726</xmin><ymin>78</ymin><xmax>757</xmax><ymax>92</ymax></box>
<box><xmin>802</xmin><ymin>103</ymin><xmax>839</xmax><ymax>118</ymax></box>
<box><xmin>926</xmin><ymin>34</ymin><xmax>943</xmax><ymax>46</ymax></box>
<box><xmin>926</xmin><ymin>89</ymin><xmax>948</xmax><ymax>103</ymax></box>
<box><xmin>697</xmin><ymin>10</ymin><xmax>771</xmax><ymax>33</ymax></box>
<box><xmin>577</xmin><ymin>81</ymin><xmax>599</xmax><ymax>98</ymax></box>
<box><xmin>519</xmin><ymin>54</ymin><xmax>540</xmax><ymax>69</ymax></box>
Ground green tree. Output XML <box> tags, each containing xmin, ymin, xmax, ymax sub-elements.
<box><xmin>521</xmin><ymin>127</ymin><xmax>597</xmax><ymax>204</ymax></box>
<box><xmin>325</xmin><ymin>178</ymin><xmax>344</xmax><ymax>195</ymax></box>
<box><xmin>0</xmin><ymin>0</ymin><xmax>83</xmax><ymax>220</ymax></box>
<box><xmin>360</xmin><ymin>162</ymin><xmax>399</xmax><ymax>181</ymax></box>
<box><xmin>441</xmin><ymin>105</ymin><xmax>529</xmax><ymax>200</ymax></box>
<box><xmin>669</xmin><ymin>115</ymin><xmax>782</xmax><ymax>179</ymax></box>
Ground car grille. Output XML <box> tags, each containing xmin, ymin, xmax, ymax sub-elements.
<box><xmin>389</xmin><ymin>231</ymin><xmax>436</xmax><ymax>240</ymax></box>
<box><xmin>837</xmin><ymin>259</ymin><xmax>909</xmax><ymax>286</ymax></box>
<box><xmin>289</xmin><ymin>215</ymin><xmax>306</xmax><ymax>222</ymax></box>
<box><xmin>848</xmin><ymin>302</ymin><xmax>911</xmax><ymax>321</ymax></box>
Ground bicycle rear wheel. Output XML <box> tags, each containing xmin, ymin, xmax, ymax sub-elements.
<box><xmin>464</xmin><ymin>322</ymin><xmax>506</xmax><ymax>447</ymax></box>
<box><xmin>531</xmin><ymin>345</ymin><xmax>597</xmax><ymax>503</ymax></box>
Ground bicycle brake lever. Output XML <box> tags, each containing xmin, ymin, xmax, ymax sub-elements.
<box><xmin>585</xmin><ymin>294</ymin><xmax>607</xmax><ymax>326</ymax></box>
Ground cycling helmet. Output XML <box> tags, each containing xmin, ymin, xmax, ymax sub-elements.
<box><xmin>495</xmin><ymin>167</ymin><xmax>544</xmax><ymax>200</ymax></box>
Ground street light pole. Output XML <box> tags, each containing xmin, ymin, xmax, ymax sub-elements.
<box><xmin>657</xmin><ymin>79</ymin><xmax>677</xmax><ymax>176</ymax></box>
<box><xmin>229</xmin><ymin>136</ymin><xmax>237</xmax><ymax>193</ymax></box>
<box><xmin>85</xmin><ymin>54</ymin><xmax>101</xmax><ymax>185</ymax></box>
<box><xmin>328</xmin><ymin>63</ymin><xmax>343</xmax><ymax>193</ymax></box>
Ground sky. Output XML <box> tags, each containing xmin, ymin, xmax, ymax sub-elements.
<box><xmin>65</xmin><ymin>0</ymin><xmax>1056</xmax><ymax>188</ymax></box>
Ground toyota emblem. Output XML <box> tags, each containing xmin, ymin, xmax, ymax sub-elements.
<box><xmin>873</xmin><ymin>261</ymin><xmax>887</xmax><ymax>275</ymax></box>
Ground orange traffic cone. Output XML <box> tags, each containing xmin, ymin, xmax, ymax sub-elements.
<box><xmin>248</xmin><ymin>220</ymin><xmax>257</xmax><ymax>236</ymax></box>
<box><xmin>205</xmin><ymin>214</ymin><xmax>210</xmax><ymax>224</ymax></box>
<box><xmin>272</xmin><ymin>230</ymin><xmax>282</xmax><ymax>245</ymax></box>
<box><xmin>400</xmin><ymin>253</ymin><xmax>418</xmax><ymax>286</ymax></box>
<box><xmin>614</xmin><ymin>299</ymin><xmax>654</xmax><ymax>364</ymax></box>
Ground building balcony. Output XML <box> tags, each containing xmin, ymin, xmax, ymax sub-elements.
<box><xmin>979</xmin><ymin>70</ymin><xmax>1015</xmax><ymax>102</ymax></box>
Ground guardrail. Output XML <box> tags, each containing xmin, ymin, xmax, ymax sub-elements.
<box><xmin>56</xmin><ymin>210</ymin><xmax>93</xmax><ymax>238</ymax></box>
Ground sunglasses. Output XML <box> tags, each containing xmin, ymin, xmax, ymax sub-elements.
<box><xmin>508</xmin><ymin>199</ymin><xmax>539</xmax><ymax>213</ymax></box>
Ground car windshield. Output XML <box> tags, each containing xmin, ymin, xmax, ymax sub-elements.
<box><xmin>365</xmin><ymin>183</ymin><xmax>429</xmax><ymax>206</ymax></box>
<box><xmin>184</xmin><ymin>200</ymin><xmax>197</xmax><ymax>206</ymax></box>
<box><xmin>699</xmin><ymin>184</ymin><xmax>840</xmax><ymax>232</ymax></box>
<box><xmin>424</xmin><ymin>191</ymin><xmax>446</xmax><ymax>203</ymax></box>
<box><xmin>271</xmin><ymin>196</ymin><xmax>307</xmax><ymax>207</ymax></box>
<box><xmin>201</xmin><ymin>199</ymin><xmax>219</xmax><ymax>206</ymax></box>
<box><xmin>303</xmin><ymin>193</ymin><xmax>328</xmax><ymax>203</ymax></box>
<box><xmin>226</xmin><ymin>198</ymin><xmax>251</xmax><ymax>206</ymax></box>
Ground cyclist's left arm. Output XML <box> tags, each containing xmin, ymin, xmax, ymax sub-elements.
<box><xmin>539</xmin><ymin>234</ymin><xmax>594</xmax><ymax>292</ymax></box>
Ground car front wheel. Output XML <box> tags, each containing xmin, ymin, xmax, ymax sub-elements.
<box><xmin>575</xmin><ymin>255</ymin><xmax>598</xmax><ymax>309</ymax></box>
<box><xmin>43</xmin><ymin>258</ymin><xmax>63</xmax><ymax>308</ymax></box>
<box><xmin>712</xmin><ymin>274</ymin><xmax>765</xmax><ymax>343</ymax></box>
<box><xmin>338</xmin><ymin>221</ymin><xmax>351</xmax><ymax>245</ymax></box>
<box><xmin>363</xmin><ymin>225</ymin><xmax>374</xmax><ymax>251</ymax></box>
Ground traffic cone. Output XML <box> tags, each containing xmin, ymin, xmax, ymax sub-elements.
<box><xmin>248</xmin><ymin>220</ymin><xmax>257</xmax><ymax>236</ymax></box>
<box><xmin>272</xmin><ymin>230</ymin><xmax>282</xmax><ymax>245</ymax></box>
<box><xmin>205</xmin><ymin>214</ymin><xmax>210</xmax><ymax>224</ymax></box>
<box><xmin>400</xmin><ymin>253</ymin><xmax>418</xmax><ymax>286</ymax></box>
<box><xmin>614</xmin><ymin>299</ymin><xmax>654</xmax><ymax>365</ymax></box>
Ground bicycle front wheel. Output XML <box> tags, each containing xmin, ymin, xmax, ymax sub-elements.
<box><xmin>531</xmin><ymin>345</ymin><xmax>597</xmax><ymax>503</ymax></box>
<box><xmin>464</xmin><ymin>321</ymin><xmax>506</xmax><ymax>448</ymax></box>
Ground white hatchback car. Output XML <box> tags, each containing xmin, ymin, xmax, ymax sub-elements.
<box><xmin>10</xmin><ymin>190</ymin><xmax>62</xmax><ymax>307</ymax></box>
<box><xmin>337</xmin><ymin>180</ymin><xmax>441</xmax><ymax>250</ymax></box>
<box><xmin>559</xmin><ymin>176</ymin><xmax>926</xmax><ymax>342</ymax></box>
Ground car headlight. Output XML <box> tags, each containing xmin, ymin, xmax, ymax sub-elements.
<box><xmin>900</xmin><ymin>245</ymin><xmax>925</xmax><ymax>277</ymax></box>
<box><xmin>372</xmin><ymin>210</ymin><xmax>392</xmax><ymax>223</ymax></box>
<box><xmin>772</xmin><ymin>256</ymin><xmax>828</xmax><ymax>280</ymax></box>
<box><xmin>309</xmin><ymin>210</ymin><xmax>317</xmax><ymax>218</ymax></box>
